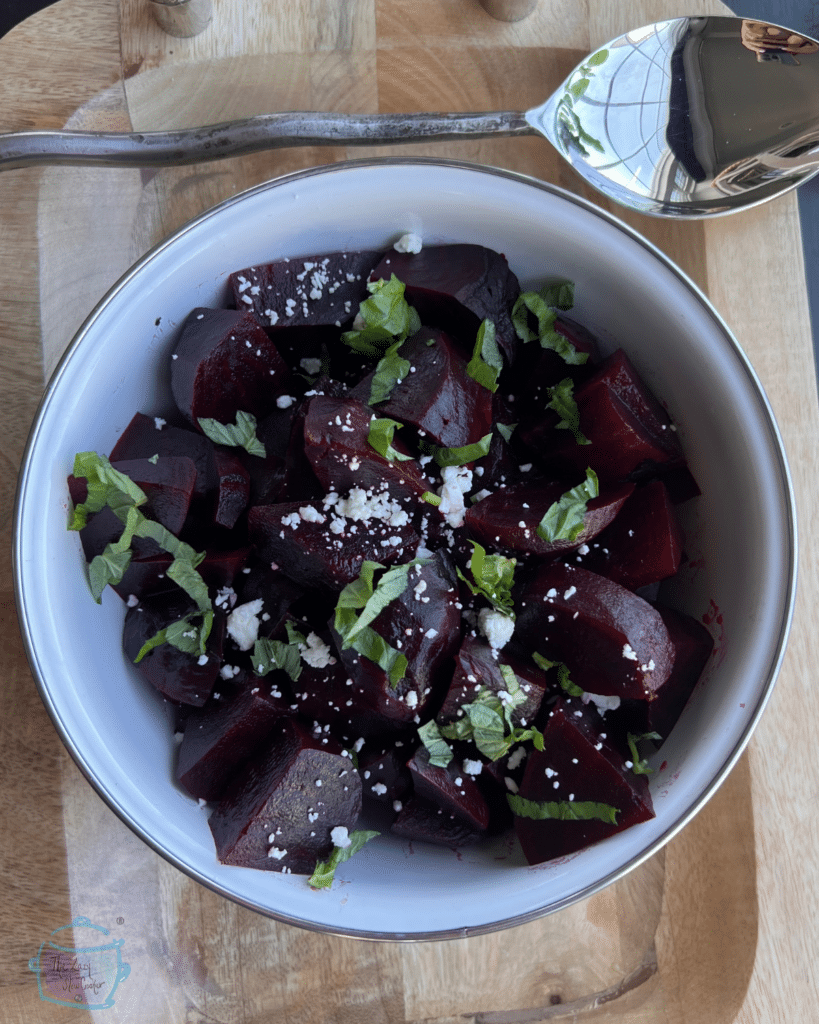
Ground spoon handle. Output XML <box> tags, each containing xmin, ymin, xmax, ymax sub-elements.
<box><xmin>0</xmin><ymin>110</ymin><xmax>534</xmax><ymax>170</ymax></box>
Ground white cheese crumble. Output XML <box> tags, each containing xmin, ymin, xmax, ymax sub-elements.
<box><xmin>276</xmin><ymin>394</ymin><xmax>296</xmax><ymax>409</ymax></box>
<box><xmin>478</xmin><ymin>608</ymin><xmax>515</xmax><ymax>650</ymax></box>
<box><xmin>506</xmin><ymin>746</ymin><xmax>527</xmax><ymax>771</ymax></box>
<box><xmin>226</xmin><ymin>599</ymin><xmax>264</xmax><ymax>651</ymax></box>
<box><xmin>330</xmin><ymin>825</ymin><xmax>352</xmax><ymax>849</ymax></box>
<box><xmin>622</xmin><ymin>643</ymin><xmax>639</xmax><ymax>661</ymax></box>
<box><xmin>267</xmin><ymin>846</ymin><xmax>288</xmax><ymax>860</ymax></box>
<box><xmin>300</xmin><ymin>356</ymin><xmax>322</xmax><ymax>374</ymax></box>
<box><xmin>582</xmin><ymin>692</ymin><xmax>621</xmax><ymax>713</ymax></box>
<box><xmin>393</xmin><ymin>232</ymin><xmax>423</xmax><ymax>254</ymax></box>
<box><xmin>437</xmin><ymin>465</ymin><xmax>473</xmax><ymax>528</ymax></box>
<box><xmin>462</xmin><ymin>759</ymin><xmax>483</xmax><ymax>776</ymax></box>
<box><xmin>301</xmin><ymin>632</ymin><xmax>334</xmax><ymax>669</ymax></box>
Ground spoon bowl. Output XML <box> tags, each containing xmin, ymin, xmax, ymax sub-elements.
<box><xmin>2</xmin><ymin>16</ymin><xmax>818</xmax><ymax>217</ymax></box>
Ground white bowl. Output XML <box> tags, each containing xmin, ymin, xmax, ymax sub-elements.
<box><xmin>14</xmin><ymin>160</ymin><xmax>796</xmax><ymax>939</ymax></box>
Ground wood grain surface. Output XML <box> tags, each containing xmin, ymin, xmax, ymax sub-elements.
<box><xmin>1</xmin><ymin>1</ymin><xmax>817</xmax><ymax>1022</ymax></box>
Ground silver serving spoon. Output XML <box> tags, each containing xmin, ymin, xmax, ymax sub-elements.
<box><xmin>2</xmin><ymin>15</ymin><xmax>819</xmax><ymax>218</ymax></box>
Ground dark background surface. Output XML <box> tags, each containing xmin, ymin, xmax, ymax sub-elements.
<box><xmin>2</xmin><ymin>0</ymin><xmax>819</xmax><ymax>364</ymax></box>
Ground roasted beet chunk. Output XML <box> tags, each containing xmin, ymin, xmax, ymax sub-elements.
<box><xmin>357</xmin><ymin>744</ymin><xmax>413</xmax><ymax>805</ymax></box>
<box><xmin>464</xmin><ymin>478</ymin><xmax>634</xmax><ymax>559</ymax></box>
<box><xmin>111</xmin><ymin>546</ymin><xmax>250</xmax><ymax>604</ymax></box>
<box><xmin>123</xmin><ymin>592</ymin><xmax>225</xmax><ymax>706</ymax></box>
<box><xmin>171</xmin><ymin>307</ymin><xmax>290</xmax><ymax>426</ymax></box>
<box><xmin>208</xmin><ymin>719</ymin><xmax>363</xmax><ymax>874</ymax></box>
<box><xmin>437</xmin><ymin>635</ymin><xmax>547</xmax><ymax>728</ymax></box>
<box><xmin>176</xmin><ymin>677</ymin><xmax>290</xmax><ymax>801</ymax></box>
<box><xmin>370</xmin><ymin>244</ymin><xmax>521</xmax><ymax>363</ymax></box>
<box><xmin>110</xmin><ymin>412</ymin><xmax>218</xmax><ymax>504</ymax></box>
<box><xmin>350</xmin><ymin>328</ymin><xmax>494</xmax><ymax>448</ymax></box>
<box><xmin>228</xmin><ymin>251</ymin><xmax>382</xmax><ymax>330</ymax></box>
<box><xmin>302</xmin><ymin>394</ymin><xmax>431</xmax><ymax>504</ymax></box>
<box><xmin>248</xmin><ymin>499</ymin><xmax>419</xmax><ymax>590</ymax></box>
<box><xmin>213</xmin><ymin>449</ymin><xmax>250</xmax><ymax>529</ymax></box>
<box><xmin>516</xmin><ymin>562</ymin><xmax>675</xmax><ymax>700</ymax></box>
<box><xmin>512</xmin><ymin>699</ymin><xmax>654</xmax><ymax>863</ymax></box>
<box><xmin>391</xmin><ymin>797</ymin><xmax>484</xmax><ymax>847</ymax></box>
<box><xmin>407</xmin><ymin>744</ymin><xmax>490</xmax><ymax>832</ymax></box>
<box><xmin>571</xmin><ymin>480</ymin><xmax>684</xmax><ymax>590</ymax></box>
<box><xmin>330</xmin><ymin>553</ymin><xmax>462</xmax><ymax>732</ymax></box>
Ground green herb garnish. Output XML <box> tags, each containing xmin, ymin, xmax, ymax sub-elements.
<box><xmin>422</xmin><ymin>431</ymin><xmax>493</xmax><ymax>468</ymax></box>
<box><xmin>309</xmin><ymin>829</ymin><xmax>380</xmax><ymax>889</ymax></box>
<box><xmin>198</xmin><ymin>409</ymin><xmax>266</xmax><ymax>457</ymax></box>
<box><xmin>456</xmin><ymin>540</ymin><xmax>516</xmax><ymax>616</ymax></box>
<box><xmin>532</xmin><ymin>652</ymin><xmax>584</xmax><ymax>697</ymax></box>
<box><xmin>367</xmin><ymin>417</ymin><xmax>415</xmax><ymax>463</ymax></box>
<box><xmin>341</xmin><ymin>275</ymin><xmax>421</xmax><ymax>358</ymax></box>
<box><xmin>507</xmin><ymin>794</ymin><xmax>619</xmax><ymax>824</ymax></box>
<box><xmin>512</xmin><ymin>281</ymin><xmax>585</xmax><ymax>365</ymax></box>
<box><xmin>536</xmin><ymin>467</ymin><xmax>599</xmax><ymax>543</ymax></box>
<box><xmin>547</xmin><ymin>377</ymin><xmax>590</xmax><ymax>446</ymax></box>
<box><xmin>368</xmin><ymin>339</ymin><xmax>411</xmax><ymax>405</ymax></box>
<box><xmin>466</xmin><ymin>319</ymin><xmax>503</xmax><ymax>393</ymax></box>
<box><xmin>626</xmin><ymin>731</ymin><xmax>662</xmax><ymax>775</ymax></box>
<box><xmin>334</xmin><ymin>560</ymin><xmax>424</xmax><ymax>685</ymax></box>
<box><xmin>418</xmin><ymin>720</ymin><xmax>455</xmax><ymax>768</ymax></box>
<box><xmin>251</xmin><ymin>636</ymin><xmax>303</xmax><ymax>682</ymax></box>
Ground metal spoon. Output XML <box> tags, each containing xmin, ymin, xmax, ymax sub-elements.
<box><xmin>3</xmin><ymin>16</ymin><xmax>819</xmax><ymax>218</ymax></box>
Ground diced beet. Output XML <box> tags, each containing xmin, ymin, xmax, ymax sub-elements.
<box><xmin>571</xmin><ymin>480</ymin><xmax>684</xmax><ymax>590</ymax></box>
<box><xmin>231</xmin><ymin>564</ymin><xmax>304</xmax><ymax>637</ymax></box>
<box><xmin>208</xmin><ymin>718</ymin><xmax>363</xmax><ymax>873</ymax></box>
<box><xmin>437</xmin><ymin>635</ymin><xmax>547</xmax><ymax>728</ymax></box>
<box><xmin>516</xmin><ymin>562</ymin><xmax>675</xmax><ymax>700</ymax></box>
<box><xmin>170</xmin><ymin>307</ymin><xmax>290</xmax><ymax>426</ymax></box>
<box><xmin>228</xmin><ymin>251</ymin><xmax>382</xmax><ymax>330</ymax></box>
<box><xmin>350</xmin><ymin>328</ymin><xmax>494</xmax><ymax>448</ymax></box>
<box><xmin>507</xmin><ymin>313</ymin><xmax>599</xmax><ymax>397</ymax></box>
<box><xmin>407</xmin><ymin>744</ymin><xmax>490</xmax><ymax>832</ymax></box>
<box><xmin>123</xmin><ymin>592</ymin><xmax>225</xmax><ymax>706</ymax></box>
<box><xmin>176</xmin><ymin>676</ymin><xmax>290</xmax><ymax>801</ymax></box>
<box><xmin>370</xmin><ymin>244</ymin><xmax>521</xmax><ymax>363</ymax></box>
<box><xmin>247</xmin><ymin>500</ymin><xmax>419</xmax><ymax>590</ymax></box>
<box><xmin>114</xmin><ymin>456</ymin><xmax>197</xmax><ymax>535</ymax></box>
<box><xmin>610</xmin><ymin>605</ymin><xmax>714</xmax><ymax>740</ymax></box>
<box><xmin>302</xmin><ymin>394</ymin><xmax>432</xmax><ymax>504</ymax></box>
<box><xmin>330</xmin><ymin>552</ymin><xmax>462</xmax><ymax>732</ymax></box>
<box><xmin>213</xmin><ymin>448</ymin><xmax>250</xmax><ymax>529</ymax></box>
<box><xmin>513</xmin><ymin>699</ymin><xmax>654</xmax><ymax>863</ymax></box>
<box><xmin>476</xmin><ymin>750</ymin><xmax>530</xmax><ymax>835</ymax></box>
<box><xmin>358</xmin><ymin>744</ymin><xmax>413</xmax><ymax>805</ymax></box>
<box><xmin>74</xmin><ymin>505</ymin><xmax>161</xmax><ymax>564</ymax></box>
<box><xmin>391</xmin><ymin>797</ymin><xmax>484</xmax><ymax>847</ymax></box>
<box><xmin>111</xmin><ymin>546</ymin><xmax>251</xmax><ymax>604</ymax></box>
<box><xmin>464</xmin><ymin>478</ymin><xmax>634</xmax><ymax>559</ymax></box>
<box><xmin>110</xmin><ymin>413</ymin><xmax>218</xmax><ymax>503</ymax></box>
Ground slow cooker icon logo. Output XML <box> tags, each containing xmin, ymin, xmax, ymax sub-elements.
<box><xmin>28</xmin><ymin>916</ymin><xmax>130</xmax><ymax>1009</ymax></box>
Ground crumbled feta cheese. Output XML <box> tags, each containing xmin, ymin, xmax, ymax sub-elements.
<box><xmin>300</xmin><ymin>357</ymin><xmax>322</xmax><ymax>374</ymax></box>
<box><xmin>462</xmin><ymin>759</ymin><xmax>483</xmax><ymax>776</ymax></box>
<box><xmin>506</xmin><ymin>746</ymin><xmax>527</xmax><ymax>771</ymax></box>
<box><xmin>393</xmin><ymin>232</ymin><xmax>423</xmax><ymax>254</ymax></box>
<box><xmin>330</xmin><ymin>825</ymin><xmax>352</xmax><ymax>848</ymax></box>
<box><xmin>267</xmin><ymin>846</ymin><xmax>288</xmax><ymax>860</ymax></box>
<box><xmin>622</xmin><ymin>643</ymin><xmax>638</xmax><ymax>661</ymax></box>
<box><xmin>437</xmin><ymin>465</ymin><xmax>473</xmax><ymax>528</ymax></box>
<box><xmin>478</xmin><ymin>608</ymin><xmax>515</xmax><ymax>650</ymax></box>
<box><xmin>226</xmin><ymin>599</ymin><xmax>264</xmax><ymax>651</ymax></box>
<box><xmin>301</xmin><ymin>632</ymin><xmax>334</xmax><ymax>669</ymax></box>
<box><xmin>582</xmin><ymin>692</ymin><xmax>621</xmax><ymax>713</ymax></box>
<box><xmin>298</xmin><ymin>505</ymin><xmax>326</xmax><ymax>524</ymax></box>
<box><xmin>371</xmin><ymin>782</ymin><xmax>387</xmax><ymax>796</ymax></box>
<box><xmin>276</xmin><ymin>394</ymin><xmax>295</xmax><ymax>408</ymax></box>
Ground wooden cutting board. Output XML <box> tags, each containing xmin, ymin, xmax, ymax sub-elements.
<box><xmin>1</xmin><ymin>1</ymin><xmax>817</xmax><ymax>1021</ymax></box>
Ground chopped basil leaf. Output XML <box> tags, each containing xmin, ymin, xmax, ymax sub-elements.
<box><xmin>368</xmin><ymin>340</ymin><xmax>411</xmax><ymax>405</ymax></box>
<box><xmin>507</xmin><ymin>794</ymin><xmax>619</xmax><ymax>824</ymax></box>
<box><xmin>69</xmin><ymin>451</ymin><xmax>148</xmax><ymax>530</ymax></box>
<box><xmin>198</xmin><ymin>410</ymin><xmax>266</xmax><ymax>458</ymax></box>
<box><xmin>536</xmin><ymin>467</ymin><xmax>599</xmax><ymax>543</ymax></box>
<box><xmin>421</xmin><ymin>490</ymin><xmax>442</xmax><ymax>507</ymax></box>
<box><xmin>148</xmin><ymin>453</ymin><xmax>159</xmax><ymax>464</ymax></box>
<box><xmin>532</xmin><ymin>652</ymin><xmax>584</xmax><ymax>697</ymax></box>
<box><xmin>334</xmin><ymin>560</ymin><xmax>422</xmax><ymax>685</ymax></box>
<box><xmin>251</xmin><ymin>637</ymin><xmax>303</xmax><ymax>682</ymax></box>
<box><xmin>423</xmin><ymin>431</ymin><xmax>493</xmax><ymax>468</ymax></box>
<box><xmin>626</xmin><ymin>731</ymin><xmax>662</xmax><ymax>775</ymax></box>
<box><xmin>87</xmin><ymin>547</ymin><xmax>133</xmax><ymax>601</ymax></box>
<box><xmin>456</xmin><ymin>540</ymin><xmax>516</xmax><ymax>616</ymax></box>
<box><xmin>309</xmin><ymin>829</ymin><xmax>380</xmax><ymax>890</ymax></box>
<box><xmin>496</xmin><ymin>422</ymin><xmax>517</xmax><ymax>443</ymax></box>
<box><xmin>418</xmin><ymin>720</ymin><xmax>455</xmax><ymax>768</ymax></box>
<box><xmin>341</xmin><ymin>275</ymin><xmax>421</xmax><ymax>357</ymax></box>
<box><xmin>466</xmin><ymin>319</ymin><xmax>503</xmax><ymax>393</ymax></box>
<box><xmin>367</xmin><ymin>417</ymin><xmax>414</xmax><ymax>463</ymax></box>
<box><xmin>547</xmin><ymin>377</ymin><xmax>590</xmax><ymax>445</ymax></box>
<box><xmin>285</xmin><ymin>621</ymin><xmax>307</xmax><ymax>647</ymax></box>
<box><xmin>134</xmin><ymin>614</ymin><xmax>207</xmax><ymax>664</ymax></box>
<box><xmin>512</xmin><ymin>282</ymin><xmax>584</xmax><ymax>364</ymax></box>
